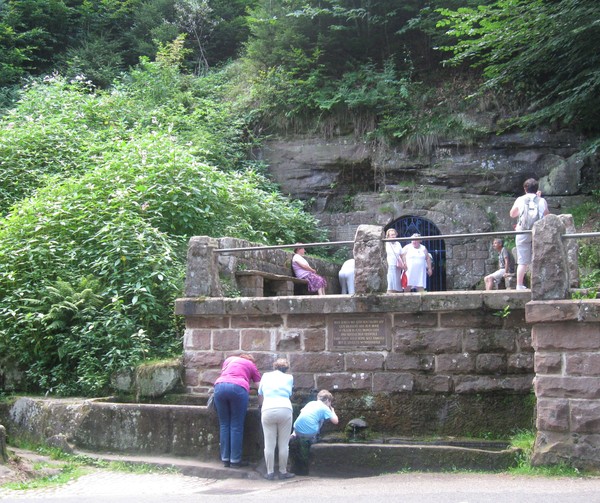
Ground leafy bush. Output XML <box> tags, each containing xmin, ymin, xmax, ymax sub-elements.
<box><xmin>0</xmin><ymin>54</ymin><xmax>323</xmax><ymax>395</ymax></box>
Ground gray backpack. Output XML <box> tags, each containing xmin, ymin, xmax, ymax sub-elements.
<box><xmin>519</xmin><ymin>194</ymin><xmax>541</xmax><ymax>230</ymax></box>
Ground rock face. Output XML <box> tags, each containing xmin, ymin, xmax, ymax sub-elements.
<box><xmin>260</xmin><ymin>131</ymin><xmax>595</xmax><ymax>289</ymax></box>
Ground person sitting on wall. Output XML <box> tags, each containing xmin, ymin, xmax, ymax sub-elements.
<box><xmin>484</xmin><ymin>238</ymin><xmax>516</xmax><ymax>290</ymax></box>
<box><xmin>289</xmin><ymin>389</ymin><xmax>339</xmax><ymax>475</ymax></box>
<box><xmin>292</xmin><ymin>245</ymin><xmax>327</xmax><ymax>295</ymax></box>
<box><xmin>338</xmin><ymin>258</ymin><xmax>355</xmax><ymax>294</ymax></box>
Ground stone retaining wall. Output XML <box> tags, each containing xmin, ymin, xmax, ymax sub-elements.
<box><xmin>528</xmin><ymin>299</ymin><xmax>600</xmax><ymax>470</ymax></box>
<box><xmin>175</xmin><ymin>292</ymin><xmax>535</xmax><ymax>437</ymax></box>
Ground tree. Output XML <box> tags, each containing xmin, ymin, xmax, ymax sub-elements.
<box><xmin>436</xmin><ymin>0</ymin><xmax>600</xmax><ymax>133</ymax></box>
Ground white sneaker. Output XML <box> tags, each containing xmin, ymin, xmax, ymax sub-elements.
<box><xmin>516</xmin><ymin>285</ymin><xmax>528</xmax><ymax>290</ymax></box>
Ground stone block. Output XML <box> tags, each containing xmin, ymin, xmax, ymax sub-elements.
<box><xmin>292</xmin><ymin>373</ymin><xmax>316</xmax><ymax>390</ymax></box>
<box><xmin>536</xmin><ymin>398</ymin><xmax>569</xmax><ymax>431</ymax></box>
<box><xmin>316</xmin><ymin>372</ymin><xmax>372</xmax><ymax>391</ymax></box>
<box><xmin>183</xmin><ymin>351</ymin><xmax>224</xmax><ymax>369</ymax></box>
<box><xmin>200</xmin><ymin>369</ymin><xmax>221</xmax><ymax>385</ymax></box>
<box><xmin>240</xmin><ymin>329</ymin><xmax>272</xmax><ymax>351</ymax></box>
<box><xmin>531</xmin><ymin>215</ymin><xmax>570</xmax><ymax>300</ymax></box>
<box><xmin>507</xmin><ymin>353</ymin><xmax>534</xmax><ymax>373</ymax></box>
<box><xmin>571</xmin><ymin>400</ymin><xmax>600</xmax><ymax>433</ymax></box>
<box><xmin>535</xmin><ymin>376</ymin><xmax>600</xmax><ymax>399</ymax></box>
<box><xmin>286</xmin><ymin>314</ymin><xmax>327</xmax><ymax>328</ymax></box>
<box><xmin>231</xmin><ymin>315</ymin><xmax>283</xmax><ymax>328</ymax></box>
<box><xmin>566</xmin><ymin>353</ymin><xmax>600</xmax><ymax>376</ymax></box>
<box><xmin>394</xmin><ymin>328</ymin><xmax>461</xmax><ymax>354</ymax></box>
<box><xmin>393</xmin><ymin>312</ymin><xmax>438</xmax><ymax>328</ymax></box>
<box><xmin>212</xmin><ymin>329</ymin><xmax>240</xmax><ymax>351</ymax></box>
<box><xmin>534</xmin><ymin>352</ymin><xmax>562</xmax><ymax>374</ymax></box>
<box><xmin>440</xmin><ymin>310</ymin><xmax>503</xmax><ymax>328</ymax></box>
<box><xmin>454</xmin><ymin>375</ymin><xmax>533</xmax><ymax>393</ymax></box>
<box><xmin>372</xmin><ymin>372</ymin><xmax>413</xmax><ymax>392</ymax></box>
<box><xmin>385</xmin><ymin>353</ymin><xmax>434</xmax><ymax>372</ymax></box>
<box><xmin>303</xmin><ymin>328</ymin><xmax>326</xmax><ymax>352</ymax></box>
<box><xmin>289</xmin><ymin>353</ymin><xmax>344</xmax><ymax>373</ymax></box>
<box><xmin>526</xmin><ymin>301</ymin><xmax>580</xmax><ymax>323</ymax></box>
<box><xmin>344</xmin><ymin>352</ymin><xmax>385</xmax><ymax>371</ymax></box>
<box><xmin>413</xmin><ymin>375</ymin><xmax>452</xmax><ymax>393</ymax></box>
<box><xmin>435</xmin><ymin>353</ymin><xmax>476</xmax><ymax>374</ymax></box>
<box><xmin>184</xmin><ymin>368</ymin><xmax>199</xmax><ymax>387</ymax></box>
<box><xmin>184</xmin><ymin>329</ymin><xmax>211</xmax><ymax>350</ymax></box>
<box><xmin>186</xmin><ymin>317</ymin><xmax>230</xmax><ymax>329</ymax></box>
<box><xmin>515</xmin><ymin>329</ymin><xmax>533</xmax><ymax>352</ymax></box>
<box><xmin>423</xmin><ymin>292</ymin><xmax>483</xmax><ymax>312</ymax></box>
<box><xmin>463</xmin><ymin>329</ymin><xmax>516</xmax><ymax>352</ymax></box>
<box><xmin>532</xmin><ymin>322</ymin><xmax>600</xmax><ymax>351</ymax></box>
<box><xmin>275</xmin><ymin>330</ymin><xmax>301</xmax><ymax>352</ymax></box>
<box><xmin>476</xmin><ymin>354</ymin><xmax>506</xmax><ymax>374</ymax></box>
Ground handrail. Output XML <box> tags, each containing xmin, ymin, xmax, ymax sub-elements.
<box><xmin>215</xmin><ymin>230</ymin><xmax>600</xmax><ymax>254</ymax></box>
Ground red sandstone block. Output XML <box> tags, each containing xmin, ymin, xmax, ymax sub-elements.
<box><xmin>276</xmin><ymin>331</ymin><xmax>302</xmax><ymax>352</ymax></box>
<box><xmin>440</xmin><ymin>310</ymin><xmax>502</xmax><ymax>328</ymax></box>
<box><xmin>393</xmin><ymin>312</ymin><xmax>437</xmax><ymax>329</ymax></box>
<box><xmin>184</xmin><ymin>350</ymin><xmax>224</xmax><ymax>368</ymax></box>
<box><xmin>184</xmin><ymin>369</ymin><xmax>199</xmax><ymax>387</ymax></box>
<box><xmin>289</xmin><ymin>352</ymin><xmax>344</xmax><ymax>373</ymax></box>
<box><xmin>394</xmin><ymin>328</ymin><xmax>461</xmax><ymax>354</ymax></box>
<box><xmin>316</xmin><ymin>372</ymin><xmax>372</xmax><ymax>391</ymax></box>
<box><xmin>385</xmin><ymin>353</ymin><xmax>434</xmax><ymax>372</ymax></box>
<box><xmin>507</xmin><ymin>352</ymin><xmax>534</xmax><ymax>373</ymax></box>
<box><xmin>435</xmin><ymin>353</ymin><xmax>476</xmax><ymax>374</ymax></box>
<box><xmin>413</xmin><ymin>374</ymin><xmax>451</xmax><ymax>393</ymax></box>
<box><xmin>184</xmin><ymin>329</ymin><xmax>211</xmax><ymax>350</ymax></box>
<box><xmin>566</xmin><ymin>353</ymin><xmax>600</xmax><ymax>376</ymax></box>
<box><xmin>344</xmin><ymin>352</ymin><xmax>385</xmax><ymax>371</ymax></box>
<box><xmin>372</xmin><ymin>372</ymin><xmax>413</xmax><ymax>392</ymax></box>
<box><xmin>292</xmin><ymin>373</ymin><xmax>316</xmax><ymax>390</ymax></box>
<box><xmin>536</xmin><ymin>398</ymin><xmax>569</xmax><ymax>432</ymax></box>
<box><xmin>463</xmin><ymin>328</ymin><xmax>516</xmax><ymax>353</ymax></box>
<box><xmin>186</xmin><ymin>316</ymin><xmax>230</xmax><ymax>329</ymax></box>
<box><xmin>526</xmin><ymin>301</ymin><xmax>581</xmax><ymax>323</ymax></box>
<box><xmin>570</xmin><ymin>401</ymin><xmax>600</xmax><ymax>433</ymax></box>
<box><xmin>240</xmin><ymin>328</ymin><xmax>272</xmax><ymax>351</ymax></box>
<box><xmin>303</xmin><ymin>328</ymin><xmax>326</xmax><ymax>352</ymax></box>
<box><xmin>212</xmin><ymin>329</ymin><xmax>241</xmax><ymax>351</ymax></box>
<box><xmin>454</xmin><ymin>375</ymin><xmax>533</xmax><ymax>393</ymax></box>
<box><xmin>200</xmin><ymin>369</ymin><xmax>221</xmax><ymax>385</ymax></box>
<box><xmin>535</xmin><ymin>376</ymin><xmax>600</xmax><ymax>399</ymax></box>
<box><xmin>286</xmin><ymin>314</ymin><xmax>327</xmax><ymax>328</ymax></box>
<box><xmin>534</xmin><ymin>352</ymin><xmax>562</xmax><ymax>374</ymax></box>
<box><xmin>231</xmin><ymin>315</ymin><xmax>283</xmax><ymax>328</ymax></box>
<box><xmin>533</xmin><ymin>323</ymin><xmax>600</xmax><ymax>351</ymax></box>
<box><xmin>475</xmin><ymin>353</ymin><xmax>506</xmax><ymax>374</ymax></box>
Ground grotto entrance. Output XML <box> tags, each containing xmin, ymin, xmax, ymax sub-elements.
<box><xmin>385</xmin><ymin>215</ymin><xmax>446</xmax><ymax>291</ymax></box>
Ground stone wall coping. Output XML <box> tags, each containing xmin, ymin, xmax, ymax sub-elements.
<box><xmin>175</xmin><ymin>291</ymin><xmax>531</xmax><ymax>317</ymax></box>
<box><xmin>526</xmin><ymin>299</ymin><xmax>600</xmax><ymax>323</ymax></box>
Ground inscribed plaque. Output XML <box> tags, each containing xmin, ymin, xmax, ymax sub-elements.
<box><xmin>329</xmin><ymin>316</ymin><xmax>389</xmax><ymax>350</ymax></box>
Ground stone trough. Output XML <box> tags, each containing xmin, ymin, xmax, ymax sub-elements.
<box><xmin>0</xmin><ymin>396</ymin><xmax>520</xmax><ymax>477</ymax></box>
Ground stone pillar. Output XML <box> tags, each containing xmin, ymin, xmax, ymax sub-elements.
<box><xmin>353</xmin><ymin>225</ymin><xmax>386</xmax><ymax>294</ymax></box>
<box><xmin>531</xmin><ymin>214</ymin><xmax>569</xmax><ymax>300</ymax></box>
<box><xmin>184</xmin><ymin>236</ymin><xmax>222</xmax><ymax>297</ymax></box>
<box><xmin>558</xmin><ymin>214</ymin><xmax>579</xmax><ymax>288</ymax></box>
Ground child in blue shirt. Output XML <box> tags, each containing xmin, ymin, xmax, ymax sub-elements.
<box><xmin>290</xmin><ymin>390</ymin><xmax>339</xmax><ymax>474</ymax></box>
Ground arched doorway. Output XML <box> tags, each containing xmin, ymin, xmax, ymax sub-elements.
<box><xmin>384</xmin><ymin>216</ymin><xmax>447</xmax><ymax>291</ymax></box>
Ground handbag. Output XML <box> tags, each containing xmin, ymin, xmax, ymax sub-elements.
<box><xmin>401</xmin><ymin>271</ymin><xmax>408</xmax><ymax>289</ymax></box>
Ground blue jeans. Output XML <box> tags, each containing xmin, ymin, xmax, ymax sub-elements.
<box><xmin>214</xmin><ymin>382</ymin><xmax>249</xmax><ymax>463</ymax></box>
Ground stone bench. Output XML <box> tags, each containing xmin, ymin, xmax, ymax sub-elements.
<box><xmin>235</xmin><ymin>270</ymin><xmax>308</xmax><ymax>297</ymax></box>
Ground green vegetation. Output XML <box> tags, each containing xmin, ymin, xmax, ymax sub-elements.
<box><xmin>509</xmin><ymin>430</ymin><xmax>583</xmax><ymax>477</ymax></box>
<box><xmin>0</xmin><ymin>41</ymin><xmax>323</xmax><ymax>396</ymax></box>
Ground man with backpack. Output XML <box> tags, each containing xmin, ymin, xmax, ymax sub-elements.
<box><xmin>509</xmin><ymin>178</ymin><xmax>549</xmax><ymax>290</ymax></box>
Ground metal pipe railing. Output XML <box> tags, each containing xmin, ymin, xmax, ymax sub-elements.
<box><xmin>215</xmin><ymin>230</ymin><xmax>600</xmax><ymax>254</ymax></box>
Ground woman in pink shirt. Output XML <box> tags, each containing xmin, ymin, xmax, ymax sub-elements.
<box><xmin>214</xmin><ymin>354</ymin><xmax>261</xmax><ymax>467</ymax></box>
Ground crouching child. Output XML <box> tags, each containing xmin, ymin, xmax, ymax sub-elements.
<box><xmin>289</xmin><ymin>389</ymin><xmax>339</xmax><ymax>475</ymax></box>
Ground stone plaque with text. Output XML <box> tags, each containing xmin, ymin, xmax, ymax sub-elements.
<box><xmin>329</xmin><ymin>316</ymin><xmax>389</xmax><ymax>350</ymax></box>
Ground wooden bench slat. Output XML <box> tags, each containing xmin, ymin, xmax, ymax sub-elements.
<box><xmin>235</xmin><ymin>269</ymin><xmax>307</xmax><ymax>284</ymax></box>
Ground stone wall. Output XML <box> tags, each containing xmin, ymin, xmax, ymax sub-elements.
<box><xmin>175</xmin><ymin>292</ymin><xmax>535</xmax><ymax>437</ymax></box>
<box><xmin>528</xmin><ymin>299</ymin><xmax>600</xmax><ymax>470</ymax></box>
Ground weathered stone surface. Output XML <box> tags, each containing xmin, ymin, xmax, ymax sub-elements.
<box><xmin>507</xmin><ymin>352</ymin><xmax>534</xmax><ymax>373</ymax></box>
<box><xmin>531</xmin><ymin>215</ymin><xmax>569</xmax><ymax>300</ymax></box>
<box><xmin>536</xmin><ymin>398</ymin><xmax>569</xmax><ymax>432</ymax></box>
<box><xmin>526</xmin><ymin>300</ymin><xmax>581</xmax><ymax>323</ymax></box>
<box><xmin>372</xmin><ymin>372</ymin><xmax>414</xmax><ymax>393</ymax></box>
<box><xmin>353</xmin><ymin>224</ymin><xmax>386</xmax><ymax>294</ymax></box>
<box><xmin>558</xmin><ymin>214</ymin><xmax>580</xmax><ymax>288</ymax></box>
<box><xmin>535</xmin><ymin>376</ymin><xmax>600</xmax><ymax>399</ymax></box>
<box><xmin>476</xmin><ymin>354</ymin><xmax>506</xmax><ymax>374</ymax></box>
<box><xmin>184</xmin><ymin>236</ymin><xmax>221</xmax><ymax>297</ymax></box>
<box><xmin>532</xmin><ymin>322</ymin><xmax>600</xmax><ymax>351</ymax></box>
<box><xmin>394</xmin><ymin>328</ymin><xmax>461</xmax><ymax>354</ymax></box>
<box><xmin>385</xmin><ymin>353</ymin><xmax>434</xmax><ymax>372</ymax></box>
<box><xmin>184</xmin><ymin>328</ymin><xmax>211</xmax><ymax>350</ymax></box>
<box><xmin>212</xmin><ymin>329</ymin><xmax>241</xmax><ymax>351</ymax></box>
<box><xmin>300</xmin><ymin>328</ymin><xmax>326</xmax><ymax>352</ymax></box>
<box><xmin>570</xmin><ymin>401</ymin><xmax>600</xmax><ymax>433</ymax></box>
<box><xmin>532</xmin><ymin>431</ymin><xmax>600</xmax><ymax>470</ymax></box>
<box><xmin>463</xmin><ymin>329</ymin><xmax>516</xmax><ymax>352</ymax></box>
<box><xmin>435</xmin><ymin>354</ymin><xmax>476</xmax><ymax>374</ymax></box>
<box><xmin>135</xmin><ymin>361</ymin><xmax>183</xmax><ymax>398</ymax></box>
<box><xmin>534</xmin><ymin>352</ymin><xmax>562</xmax><ymax>374</ymax></box>
<box><xmin>46</xmin><ymin>433</ymin><xmax>74</xmax><ymax>454</ymax></box>
<box><xmin>344</xmin><ymin>352</ymin><xmax>385</xmax><ymax>371</ymax></box>
<box><xmin>289</xmin><ymin>353</ymin><xmax>344</xmax><ymax>372</ymax></box>
<box><xmin>566</xmin><ymin>353</ymin><xmax>600</xmax><ymax>376</ymax></box>
<box><xmin>316</xmin><ymin>372</ymin><xmax>372</xmax><ymax>390</ymax></box>
<box><xmin>0</xmin><ymin>425</ymin><xmax>7</xmax><ymax>463</ymax></box>
<box><xmin>454</xmin><ymin>375</ymin><xmax>533</xmax><ymax>393</ymax></box>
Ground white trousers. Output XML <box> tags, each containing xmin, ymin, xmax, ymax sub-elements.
<box><xmin>261</xmin><ymin>407</ymin><xmax>293</xmax><ymax>475</ymax></box>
